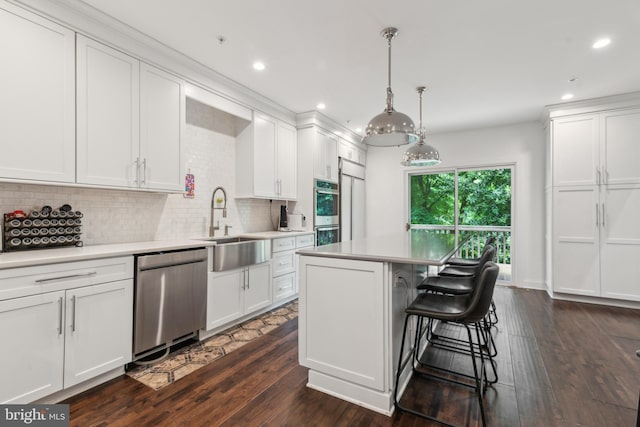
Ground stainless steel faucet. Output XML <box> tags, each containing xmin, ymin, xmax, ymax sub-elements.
<box><xmin>210</xmin><ymin>186</ymin><xmax>227</xmax><ymax>237</ymax></box>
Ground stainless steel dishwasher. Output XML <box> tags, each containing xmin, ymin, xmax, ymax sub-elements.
<box><xmin>133</xmin><ymin>248</ymin><xmax>207</xmax><ymax>359</ymax></box>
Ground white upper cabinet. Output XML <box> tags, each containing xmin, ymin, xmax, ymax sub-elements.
<box><xmin>236</xmin><ymin>112</ymin><xmax>297</xmax><ymax>200</ymax></box>
<box><xmin>314</xmin><ymin>130</ymin><xmax>338</xmax><ymax>182</ymax></box>
<box><xmin>276</xmin><ymin>121</ymin><xmax>297</xmax><ymax>199</ymax></box>
<box><xmin>77</xmin><ymin>35</ymin><xmax>183</xmax><ymax>192</ymax></box>
<box><xmin>76</xmin><ymin>35</ymin><xmax>140</xmax><ymax>188</ymax></box>
<box><xmin>338</xmin><ymin>140</ymin><xmax>366</xmax><ymax>166</ymax></box>
<box><xmin>600</xmin><ymin>108</ymin><xmax>640</xmax><ymax>185</ymax></box>
<box><xmin>140</xmin><ymin>63</ymin><xmax>184</xmax><ymax>191</ymax></box>
<box><xmin>552</xmin><ymin>114</ymin><xmax>599</xmax><ymax>187</ymax></box>
<box><xmin>552</xmin><ymin>108</ymin><xmax>640</xmax><ymax>187</ymax></box>
<box><xmin>0</xmin><ymin>4</ymin><xmax>75</xmax><ymax>183</ymax></box>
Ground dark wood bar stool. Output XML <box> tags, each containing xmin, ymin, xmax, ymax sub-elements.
<box><xmin>394</xmin><ymin>262</ymin><xmax>499</xmax><ymax>426</ymax></box>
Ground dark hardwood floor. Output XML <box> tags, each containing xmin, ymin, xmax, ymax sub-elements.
<box><xmin>64</xmin><ymin>287</ymin><xmax>640</xmax><ymax>426</ymax></box>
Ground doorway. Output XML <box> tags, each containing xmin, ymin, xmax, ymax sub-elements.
<box><xmin>408</xmin><ymin>166</ymin><xmax>513</xmax><ymax>282</ymax></box>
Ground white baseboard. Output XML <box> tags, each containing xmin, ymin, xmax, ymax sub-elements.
<box><xmin>34</xmin><ymin>367</ymin><xmax>124</xmax><ymax>404</ymax></box>
<box><xmin>550</xmin><ymin>292</ymin><xmax>640</xmax><ymax>309</ymax></box>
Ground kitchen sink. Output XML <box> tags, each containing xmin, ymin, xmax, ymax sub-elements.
<box><xmin>196</xmin><ymin>236</ymin><xmax>272</xmax><ymax>271</ymax></box>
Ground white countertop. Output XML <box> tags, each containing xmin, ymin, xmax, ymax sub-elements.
<box><xmin>296</xmin><ymin>231</ymin><xmax>459</xmax><ymax>266</ymax></box>
<box><xmin>0</xmin><ymin>230</ymin><xmax>314</xmax><ymax>270</ymax></box>
<box><xmin>0</xmin><ymin>240</ymin><xmax>215</xmax><ymax>270</ymax></box>
<box><xmin>236</xmin><ymin>230</ymin><xmax>313</xmax><ymax>239</ymax></box>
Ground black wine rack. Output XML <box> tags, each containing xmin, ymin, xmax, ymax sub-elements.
<box><xmin>3</xmin><ymin>208</ymin><xmax>83</xmax><ymax>252</ymax></box>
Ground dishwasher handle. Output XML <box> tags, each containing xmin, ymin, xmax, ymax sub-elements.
<box><xmin>136</xmin><ymin>248</ymin><xmax>207</xmax><ymax>271</ymax></box>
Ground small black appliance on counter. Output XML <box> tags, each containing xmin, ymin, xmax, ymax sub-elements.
<box><xmin>279</xmin><ymin>205</ymin><xmax>288</xmax><ymax>230</ymax></box>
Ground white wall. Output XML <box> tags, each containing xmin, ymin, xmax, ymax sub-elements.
<box><xmin>365</xmin><ymin>121</ymin><xmax>546</xmax><ymax>289</ymax></box>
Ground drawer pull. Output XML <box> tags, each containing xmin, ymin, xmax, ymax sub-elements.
<box><xmin>35</xmin><ymin>271</ymin><xmax>97</xmax><ymax>283</ymax></box>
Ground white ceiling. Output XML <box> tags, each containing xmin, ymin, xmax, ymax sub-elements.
<box><xmin>79</xmin><ymin>0</ymin><xmax>640</xmax><ymax>135</ymax></box>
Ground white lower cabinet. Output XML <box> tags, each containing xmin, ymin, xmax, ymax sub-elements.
<box><xmin>271</xmin><ymin>233</ymin><xmax>315</xmax><ymax>303</ymax></box>
<box><xmin>206</xmin><ymin>261</ymin><xmax>272</xmax><ymax>330</ymax></box>
<box><xmin>273</xmin><ymin>273</ymin><xmax>296</xmax><ymax>301</ymax></box>
<box><xmin>0</xmin><ymin>256</ymin><xmax>134</xmax><ymax>404</ymax></box>
<box><xmin>552</xmin><ymin>184</ymin><xmax>640</xmax><ymax>301</ymax></box>
<box><xmin>243</xmin><ymin>262</ymin><xmax>272</xmax><ymax>313</ymax></box>
<box><xmin>271</xmin><ymin>237</ymin><xmax>296</xmax><ymax>303</ymax></box>
<box><xmin>63</xmin><ymin>280</ymin><xmax>133</xmax><ymax>388</ymax></box>
<box><xmin>0</xmin><ymin>279</ymin><xmax>132</xmax><ymax>403</ymax></box>
<box><xmin>0</xmin><ymin>291</ymin><xmax>65</xmax><ymax>403</ymax></box>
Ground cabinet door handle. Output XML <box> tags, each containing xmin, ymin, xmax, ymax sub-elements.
<box><xmin>595</xmin><ymin>204</ymin><xmax>599</xmax><ymax>227</ymax></box>
<box><xmin>602</xmin><ymin>203</ymin><xmax>605</xmax><ymax>227</ymax></box>
<box><xmin>596</xmin><ymin>167</ymin><xmax>600</xmax><ymax>185</ymax></box>
<box><xmin>134</xmin><ymin>158</ymin><xmax>140</xmax><ymax>186</ymax></box>
<box><xmin>241</xmin><ymin>270</ymin><xmax>246</xmax><ymax>290</ymax></box>
<box><xmin>58</xmin><ymin>297</ymin><xmax>63</xmax><ymax>335</ymax></box>
<box><xmin>70</xmin><ymin>295</ymin><xmax>76</xmax><ymax>332</ymax></box>
<box><xmin>246</xmin><ymin>269</ymin><xmax>250</xmax><ymax>289</ymax></box>
<box><xmin>35</xmin><ymin>271</ymin><xmax>97</xmax><ymax>283</ymax></box>
<box><xmin>141</xmin><ymin>158</ymin><xmax>147</xmax><ymax>185</ymax></box>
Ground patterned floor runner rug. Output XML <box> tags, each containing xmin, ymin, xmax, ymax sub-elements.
<box><xmin>127</xmin><ymin>300</ymin><xmax>298</xmax><ymax>390</ymax></box>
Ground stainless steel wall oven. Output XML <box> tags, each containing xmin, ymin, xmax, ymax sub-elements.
<box><xmin>314</xmin><ymin>179</ymin><xmax>340</xmax><ymax>246</ymax></box>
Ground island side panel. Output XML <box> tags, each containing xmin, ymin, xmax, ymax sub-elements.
<box><xmin>299</xmin><ymin>255</ymin><xmax>386</xmax><ymax>391</ymax></box>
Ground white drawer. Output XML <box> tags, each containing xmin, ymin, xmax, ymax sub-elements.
<box><xmin>0</xmin><ymin>256</ymin><xmax>134</xmax><ymax>301</ymax></box>
<box><xmin>272</xmin><ymin>237</ymin><xmax>296</xmax><ymax>253</ymax></box>
<box><xmin>273</xmin><ymin>272</ymin><xmax>296</xmax><ymax>301</ymax></box>
<box><xmin>296</xmin><ymin>234</ymin><xmax>315</xmax><ymax>248</ymax></box>
<box><xmin>272</xmin><ymin>251</ymin><xmax>295</xmax><ymax>277</ymax></box>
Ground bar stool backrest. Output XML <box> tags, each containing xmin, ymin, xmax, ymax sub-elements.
<box><xmin>473</xmin><ymin>245</ymin><xmax>496</xmax><ymax>276</ymax></box>
<box><xmin>484</xmin><ymin>236</ymin><xmax>497</xmax><ymax>247</ymax></box>
<box><xmin>465</xmin><ymin>262</ymin><xmax>499</xmax><ymax>323</ymax></box>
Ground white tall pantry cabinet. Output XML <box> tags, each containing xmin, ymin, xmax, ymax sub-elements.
<box><xmin>549</xmin><ymin>100</ymin><xmax>640</xmax><ymax>302</ymax></box>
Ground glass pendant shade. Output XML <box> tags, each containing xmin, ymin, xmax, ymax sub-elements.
<box><xmin>362</xmin><ymin>27</ymin><xmax>418</xmax><ymax>147</ymax></box>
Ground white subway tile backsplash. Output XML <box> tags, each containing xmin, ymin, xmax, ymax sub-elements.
<box><xmin>0</xmin><ymin>120</ymin><xmax>288</xmax><ymax>247</ymax></box>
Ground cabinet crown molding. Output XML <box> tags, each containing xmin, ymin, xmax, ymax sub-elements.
<box><xmin>296</xmin><ymin>111</ymin><xmax>364</xmax><ymax>147</ymax></box>
<box><xmin>545</xmin><ymin>91</ymin><xmax>640</xmax><ymax>119</ymax></box>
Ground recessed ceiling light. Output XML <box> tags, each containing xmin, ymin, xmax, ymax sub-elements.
<box><xmin>252</xmin><ymin>61</ymin><xmax>266</xmax><ymax>71</ymax></box>
<box><xmin>316</xmin><ymin>103</ymin><xmax>326</xmax><ymax>110</ymax></box>
<box><xmin>561</xmin><ymin>93</ymin><xmax>574</xmax><ymax>101</ymax></box>
<box><xmin>592</xmin><ymin>38</ymin><xmax>611</xmax><ymax>49</ymax></box>
<box><xmin>355</xmin><ymin>127</ymin><xmax>363</xmax><ymax>133</ymax></box>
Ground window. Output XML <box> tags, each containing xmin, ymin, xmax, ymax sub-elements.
<box><xmin>409</xmin><ymin>166</ymin><xmax>513</xmax><ymax>281</ymax></box>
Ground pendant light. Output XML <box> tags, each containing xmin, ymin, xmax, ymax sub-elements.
<box><xmin>401</xmin><ymin>86</ymin><xmax>441</xmax><ymax>166</ymax></box>
<box><xmin>363</xmin><ymin>27</ymin><xmax>419</xmax><ymax>147</ymax></box>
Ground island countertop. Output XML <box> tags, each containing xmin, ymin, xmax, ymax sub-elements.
<box><xmin>297</xmin><ymin>231</ymin><xmax>459</xmax><ymax>266</ymax></box>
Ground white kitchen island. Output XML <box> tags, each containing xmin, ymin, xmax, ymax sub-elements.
<box><xmin>296</xmin><ymin>231</ymin><xmax>459</xmax><ymax>415</ymax></box>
